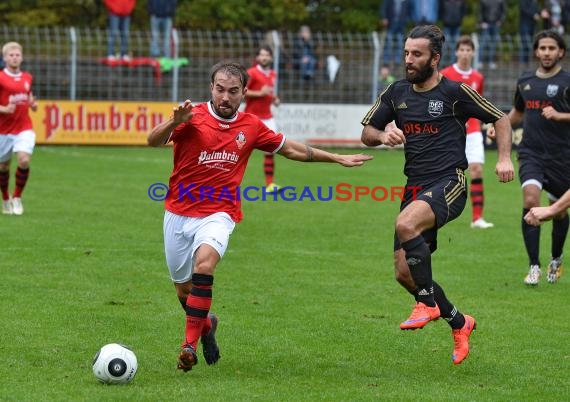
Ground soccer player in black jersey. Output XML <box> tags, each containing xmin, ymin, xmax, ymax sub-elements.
<box><xmin>491</xmin><ymin>30</ymin><xmax>570</xmax><ymax>286</ymax></box>
<box><xmin>361</xmin><ymin>25</ymin><xmax>514</xmax><ymax>365</ymax></box>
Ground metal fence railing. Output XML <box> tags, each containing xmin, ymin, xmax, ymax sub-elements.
<box><xmin>0</xmin><ymin>26</ymin><xmax>546</xmax><ymax>109</ymax></box>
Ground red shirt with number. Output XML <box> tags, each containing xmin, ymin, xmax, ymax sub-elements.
<box><xmin>440</xmin><ymin>64</ymin><xmax>484</xmax><ymax>135</ymax></box>
<box><xmin>244</xmin><ymin>64</ymin><xmax>277</xmax><ymax>119</ymax></box>
<box><xmin>0</xmin><ymin>68</ymin><xmax>34</xmax><ymax>135</ymax></box>
<box><xmin>165</xmin><ymin>102</ymin><xmax>285</xmax><ymax>222</ymax></box>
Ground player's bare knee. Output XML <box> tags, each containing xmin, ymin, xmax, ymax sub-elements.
<box><xmin>522</xmin><ymin>185</ymin><xmax>541</xmax><ymax>208</ymax></box>
<box><xmin>522</xmin><ymin>195</ymin><xmax>540</xmax><ymax>209</ymax></box>
<box><xmin>468</xmin><ymin>163</ymin><xmax>482</xmax><ymax>178</ymax></box>
<box><xmin>193</xmin><ymin>244</ymin><xmax>219</xmax><ymax>275</ymax></box>
<box><xmin>17</xmin><ymin>154</ymin><xmax>30</xmax><ymax>168</ymax></box>
<box><xmin>193</xmin><ymin>262</ymin><xmax>215</xmax><ymax>275</ymax></box>
<box><xmin>192</xmin><ymin>253</ymin><xmax>217</xmax><ymax>275</ymax></box>
<box><xmin>17</xmin><ymin>160</ymin><xmax>30</xmax><ymax>169</ymax></box>
<box><xmin>395</xmin><ymin>219</ymin><xmax>417</xmax><ymax>241</ymax></box>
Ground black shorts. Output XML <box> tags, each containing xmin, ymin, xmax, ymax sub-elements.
<box><xmin>394</xmin><ymin>169</ymin><xmax>467</xmax><ymax>253</ymax></box>
<box><xmin>518</xmin><ymin>153</ymin><xmax>570</xmax><ymax>199</ymax></box>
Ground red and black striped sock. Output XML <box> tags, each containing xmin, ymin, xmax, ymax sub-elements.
<box><xmin>264</xmin><ymin>153</ymin><xmax>274</xmax><ymax>185</ymax></box>
<box><xmin>180</xmin><ymin>299</ymin><xmax>212</xmax><ymax>336</ymax></box>
<box><xmin>201</xmin><ymin>314</ymin><xmax>212</xmax><ymax>336</ymax></box>
<box><xmin>184</xmin><ymin>273</ymin><xmax>213</xmax><ymax>350</ymax></box>
<box><xmin>0</xmin><ymin>170</ymin><xmax>9</xmax><ymax>200</ymax></box>
<box><xmin>470</xmin><ymin>178</ymin><xmax>484</xmax><ymax>221</ymax></box>
<box><xmin>13</xmin><ymin>167</ymin><xmax>29</xmax><ymax>198</ymax></box>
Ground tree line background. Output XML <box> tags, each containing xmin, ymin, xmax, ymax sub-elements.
<box><xmin>0</xmin><ymin>0</ymin><xmax>525</xmax><ymax>34</ymax></box>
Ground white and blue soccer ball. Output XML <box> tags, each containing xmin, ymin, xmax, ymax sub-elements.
<box><xmin>92</xmin><ymin>343</ymin><xmax>138</xmax><ymax>384</ymax></box>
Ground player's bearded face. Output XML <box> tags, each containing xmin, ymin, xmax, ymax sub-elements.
<box><xmin>405</xmin><ymin>56</ymin><xmax>435</xmax><ymax>84</ymax></box>
<box><xmin>211</xmin><ymin>73</ymin><xmax>245</xmax><ymax>118</ymax></box>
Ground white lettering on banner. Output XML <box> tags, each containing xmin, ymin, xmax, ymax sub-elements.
<box><xmin>274</xmin><ymin>104</ymin><xmax>370</xmax><ymax>145</ymax></box>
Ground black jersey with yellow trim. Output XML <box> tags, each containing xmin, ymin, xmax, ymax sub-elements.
<box><xmin>514</xmin><ymin>68</ymin><xmax>570</xmax><ymax>160</ymax></box>
<box><xmin>361</xmin><ymin>76</ymin><xmax>504</xmax><ymax>183</ymax></box>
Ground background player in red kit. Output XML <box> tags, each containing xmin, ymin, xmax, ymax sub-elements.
<box><xmin>147</xmin><ymin>62</ymin><xmax>372</xmax><ymax>372</ymax></box>
<box><xmin>0</xmin><ymin>42</ymin><xmax>37</xmax><ymax>216</ymax></box>
<box><xmin>441</xmin><ymin>35</ymin><xmax>494</xmax><ymax>229</ymax></box>
<box><xmin>245</xmin><ymin>45</ymin><xmax>282</xmax><ymax>193</ymax></box>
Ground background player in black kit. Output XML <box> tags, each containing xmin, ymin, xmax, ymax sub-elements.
<box><xmin>490</xmin><ymin>30</ymin><xmax>570</xmax><ymax>286</ymax></box>
<box><xmin>361</xmin><ymin>25</ymin><xmax>514</xmax><ymax>365</ymax></box>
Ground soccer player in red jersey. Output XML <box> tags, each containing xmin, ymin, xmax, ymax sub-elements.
<box><xmin>148</xmin><ymin>62</ymin><xmax>372</xmax><ymax>372</ymax></box>
<box><xmin>441</xmin><ymin>35</ymin><xmax>494</xmax><ymax>229</ymax></box>
<box><xmin>0</xmin><ymin>42</ymin><xmax>38</xmax><ymax>216</ymax></box>
<box><xmin>245</xmin><ymin>45</ymin><xmax>282</xmax><ymax>193</ymax></box>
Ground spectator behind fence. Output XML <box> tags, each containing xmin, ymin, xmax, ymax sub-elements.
<box><xmin>478</xmin><ymin>0</ymin><xmax>506</xmax><ymax>70</ymax></box>
<box><xmin>541</xmin><ymin>0</ymin><xmax>565</xmax><ymax>34</ymax></box>
<box><xmin>293</xmin><ymin>25</ymin><xmax>317</xmax><ymax>81</ymax></box>
<box><xmin>380</xmin><ymin>0</ymin><xmax>411</xmax><ymax>66</ymax></box>
<box><xmin>104</xmin><ymin>0</ymin><xmax>136</xmax><ymax>61</ymax></box>
<box><xmin>519</xmin><ymin>0</ymin><xmax>540</xmax><ymax>63</ymax></box>
<box><xmin>411</xmin><ymin>0</ymin><xmax>439</xmax><ymax>24</ymax></box>
<box><xmin>378</xmin><ymin>64</ymin><xmax>395</xmax><ymax>93</ymax></box>
<box><xmin>439</xmin><ymin>0</ymin><xmax>467</xmax><ymax>65</ymax></box>
<box><xmin>148</xmin><ymin>0</ymin><xmax>177</xmax><ymax>58</ymax></box>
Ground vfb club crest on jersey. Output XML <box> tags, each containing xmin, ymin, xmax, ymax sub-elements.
<box><xmin>428</xmin><ymin>100</ymin><xmax>444</xmax><ymax>117</ymax></box>
<box><xmin>235</xmin><ymin>131</ymin><xmax>246</xmax><ymax>149</ymax></box>
<box><xmin>546</xmin><ymin>84</ymin><xmax>559</xmax><ymax>98</ymax></box>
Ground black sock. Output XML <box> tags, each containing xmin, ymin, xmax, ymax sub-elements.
<box><xmin>552</xmin><ymin>214</ymin><xmax>569</xmax><ymax>259</ymax></box>
<box><xmin>433</xmin><ymin>281</ymin><xmax>465</xmax><ymax>329</ymax></box>
<box><xmin>401</xmin><ymin>235</ymin><xmax>434</xmax><ymax>306</ymax></box>
<box><xmin>405</xmin><ymin>287</ymin><xmax>419</xmax><ymax>301</ymax></box>
<box><xmin>522</xmin><ymin>208</ymin><xmax>541</xmax><ymax>266</ymax></box>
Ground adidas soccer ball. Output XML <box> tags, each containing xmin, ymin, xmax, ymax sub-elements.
<box><xmin>92</xmin><ymin>343</ymin><xmax>138</xmax><ymax>384</ymax></box>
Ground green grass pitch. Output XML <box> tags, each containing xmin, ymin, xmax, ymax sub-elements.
<box><xmin>0</xmin><ymin>145</ymin><xmax>568</xmax><ymax>401</ymax></box>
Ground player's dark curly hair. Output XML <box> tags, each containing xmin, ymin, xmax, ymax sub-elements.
<box><xmin>210</xmin><ymin>62</ymin><xmax>249</xmax><ymax>87</ymax></box>
<box><xmin>533</xmin><ymin>29</ymin><xmax>567</xmax><ymax>56</ymax></box>
<box><xmin>407</xmin><ymin>25</ymin><xmax>445</xmax><ymax>58</ymax></box>
<box><xmin>257</xmin><ymin>45</ymin><xmax>273</xmax><ymax>57</ymax></box>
